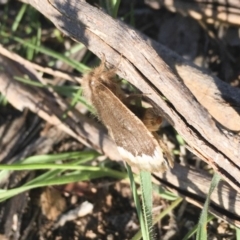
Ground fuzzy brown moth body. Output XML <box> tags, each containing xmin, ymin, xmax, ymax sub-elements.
<box><xmin>81</xmin><ymin>59</ymin><xmax>172</xmax><ymax>172</ymax></box>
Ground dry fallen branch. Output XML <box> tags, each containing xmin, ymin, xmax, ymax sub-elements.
<box><xmin>0</xmin><ymin>45</ymin><xmax>81</xmax><ymax>83</ymax></box>
<box><xmin>1</xmin><ymin>49</ymin><xmax>240</xmax><ymax>227</ymax></box>
<box><xmin>155</xmin><ymin>164</ymin><xmax>240</xmax><ymax>227</ymax></box>
<box><xmin>23</xmin><ymin>0</ymin><xmax>240</xmax><ymax>193</ymax></box>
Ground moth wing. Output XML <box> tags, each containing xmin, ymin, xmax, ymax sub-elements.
<box><xmin>91</xmin><ymin>83</ymin><xmax>168</xmax><ymax>172</ymax></box>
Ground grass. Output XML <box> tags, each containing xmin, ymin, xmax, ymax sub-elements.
<box><xmin>0</xmin><ymin>151</ymin><xmax>127</xmax><ymax>201</ymax></box>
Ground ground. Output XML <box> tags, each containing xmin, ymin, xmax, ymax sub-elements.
<box><xmin>0</xmin><ymin>0</ymin><xmax>239</xmax><ymax>239</ymax></box>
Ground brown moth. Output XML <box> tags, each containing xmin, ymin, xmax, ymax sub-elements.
<box><xmin>81</xmin><ymin>59</ymin><xmax>172</xmax><ymax>172</ymax></box>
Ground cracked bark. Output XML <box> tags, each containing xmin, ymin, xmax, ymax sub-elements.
<box><xmin>22</xmin><ymin>0</ymin><xmax>240</xmax><ymax>192</ymax></box>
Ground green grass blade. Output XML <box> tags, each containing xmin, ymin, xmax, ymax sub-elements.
<box><xmin>64</xmin><ymin>43</ymin><xmax>85</xmax><ymax>57</ymax></box>
<box><xmin>11</xmin><ymin>4</ymin><xmax>28</xmax><ymax>32</ymax></box>
<box><xmin>126</xmin><ymin>164</ymin><xmax>146</xmax><ymax>240</ymax></box>
<box><xmin>0</xmin><ymin>94</ymin><xmax>7</xmax><ymax>105</ymax></box>
<box><xmin>153</xmin><ymin>197</ymin><xmax>183</xmax><ymax>224</ymax></box>
<box><xmin>129</xmin><ymin>2</ymin><xmax>135</xmax><ymax>27</ymax></box>
<box><xmin>0</xmin><ymin>170</ymin><xmax>117</xmax><ymax>201</ymax></box>
<box><xmin>0</xmin><ymin>151</ymin><xmax>98</xmax><ymax>184</ymax></box>
<box><xmin>183</xmin><ymin>214</ymin><xmax>215</xmax><ymax>240</ymax></box>
<box><xmin>106</xmin><ymin>0</ymin><xmax>121</xmax><ymax>18</ymax></box>
<box><xmin>13</xmin><ymin>76</ymin><xmax>94</xmax><ymax>111</ymax></box>
<box><xmin>196</xmin><ymin>173</ymin><xmax>221</xmax><ymax>240</ymax></box>
<box><xmin>22</xmin><ymin>151</ymin><xmax>98</xmax><ymax>164</ymax></box>
<box><xmin>140</xmin><ymin>171</ymin><xmax>154</xmax><ymax>240</ymax></box>
<box><xmin>0</xmin><ymin>31</ymin><xmax>89</xmax><ymax>73</ymax></box>
<box><xmin>22</xmin><ymin>155</ymin><xmax>100</xmax><ymax>187</ymax></box>
<box><xmin>0</xmin><ymin>163</ymin><xmax>127</xmax><ymax>201</ymax></box>
<box><xmin>152</xmin><ymin>184</ymin><xmax>178</xmax><ymax>201</ymax></box>
<box><xmin>133</xmin><ymin>197</ymin><xmax>182</xmax><ymax>240</ymax></box>
<box><xmin>236</xmin><ymin>226</ymin><xmax>240</xmax><ymax>240</ymax></box>
<box><xmin>0</xmin><ymin>163</ymin><xmax>121</xmax><ymax>172</ymax></box>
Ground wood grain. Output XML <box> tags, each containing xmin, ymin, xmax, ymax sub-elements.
<box><xmin>24</xmin><ymin>0</ymin><xmax>240</xmax><ymax>193</ymax></box>
<box><xmin>1</xmin><ymin>44</ymin><xmax>240</xmax><ymax>226</ymax></box>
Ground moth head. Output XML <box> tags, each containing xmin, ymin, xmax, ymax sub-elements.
<box><xmin>142</xmin><ymin>108</ymin><xmax>162</xmax><ymax>132</ymax></box>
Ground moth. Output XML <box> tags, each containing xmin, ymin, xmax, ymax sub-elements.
<box><xmin>81</xmin><ymin>59</ymin><xmax>173</xmax><ymax>172</ymax></box>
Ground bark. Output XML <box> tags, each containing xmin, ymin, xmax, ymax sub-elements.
<box><xmin>1</xmin><ymin>52</ymin><xmax>240</xmax><ymax>227</ymax></box>
<box><xmin>22</xmin><ymin>0</ymin><xmax>240</xmax><ymax>192</ymax></box>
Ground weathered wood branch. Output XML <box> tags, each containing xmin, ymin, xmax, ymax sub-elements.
<box><xmin>155</xmin><ymin>164</ymin><xmax>240</xmax><ymax>227</ymax></box>
<box><xmin>1</xmin><ymin>49</ymin><xmax>240</xmax><ymax>227</ymax></box>
<box><xmin>23</xmin><ymin>0</ymin><xmax>240</xmax><ymax>192</ymax></box>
